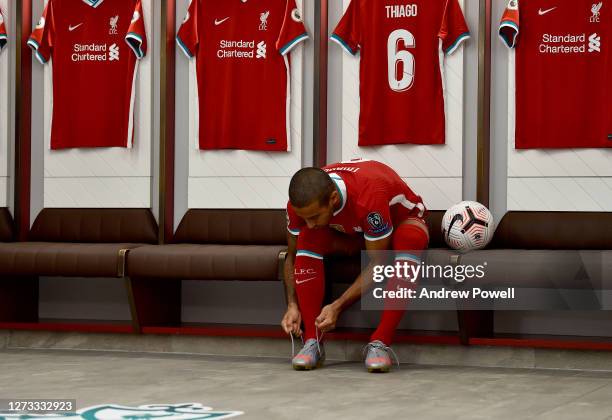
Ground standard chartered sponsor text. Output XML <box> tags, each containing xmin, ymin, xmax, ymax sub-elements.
<box><xmin>218</xmin><ymin>39</ymin><xmax>259</xmax><ymax>59</ymax></box>
<box><xmin>539</xmin><ymin>33</ymin><xmax>599</xmax><ymax>54</ymax></box>
<box><xmin>72</xmin><ymin>43</ymin><xmax>112</xmax><ymax>61</ymax></box>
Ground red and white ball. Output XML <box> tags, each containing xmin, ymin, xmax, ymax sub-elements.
<box><xmin>441</xmin><ymin>201</ymin><xmax>495</xmax><ymax>252</ymax></box>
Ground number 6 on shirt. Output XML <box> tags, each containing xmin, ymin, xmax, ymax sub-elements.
<box><xmin>387</xmin><ymin>29</ymin><xmax>415</xmax><ymax>92</ymax></box>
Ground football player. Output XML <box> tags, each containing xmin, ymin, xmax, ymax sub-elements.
<box><xmin>282</xmin><ymin>159</ymin><xmax>429</xmax><ymax>372</ymax></box>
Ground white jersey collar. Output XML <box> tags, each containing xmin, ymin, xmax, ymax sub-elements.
<box><xmin>83</xmin><ymin>0</ymin><xmax>104</xmax><ymax>8</ymax></box>
<box><xmin>329</xmin><ymin>173</ymin><xmax>348</xmax><ymax>217</ymax></box>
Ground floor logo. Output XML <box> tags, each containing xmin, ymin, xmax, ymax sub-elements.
<box><xmin>0</xmin><ymin>403</ymin><xmax>243</xmax><ymax>419</ymax></box>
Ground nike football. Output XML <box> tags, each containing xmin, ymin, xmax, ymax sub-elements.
<box><xmin>441</xmin><ymin>201</ymin><xmax>495</xmax><ymax>252</ymax></box>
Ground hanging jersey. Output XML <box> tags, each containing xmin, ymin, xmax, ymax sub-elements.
<box><xmin>500</xmin><ymin>0</ymin><xmax>611</xmax><ymax>148</ymax></box>
<box><xmin>176</xmin><ymin>0</ymin><xmax>308</xmax><ymax>152</ymax></box>
<box><xmin>287</xmin><ymin>160</ymin><xmax>426</xmax><ymax>241</ymax></box>
<box><xmin>331</xmin><ymin>0</ymin><xmax>470</xmax><ymax>146</ymax></box>
<box><xmin>0</xmin><ymin>7</ymin><xmax>7</xmax><ymax>51</ymax></box>
<box><xmin>28</xmin><ymin>0</ymin><xmax>147</xmax><ymax>150</ymax></box>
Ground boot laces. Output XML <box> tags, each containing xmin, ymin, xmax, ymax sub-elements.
<box><xmin>290</xmin><ymin>327</ymin><xmax>324</xmax><ymax>360</ymax></box>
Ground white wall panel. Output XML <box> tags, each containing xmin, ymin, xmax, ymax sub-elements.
<box><xmin>189</xmin><ymin>176</ymin><xmax>290</xmax><ymax>209</ymax></box>
<box><xmin>187</xmin><ymin>0</ymin><xmax>305</xmax><ymax>210</ymax></box>
<box><xmin>39</xmin><ymin>0</ymin><xmax>153</xmax><ymax>208</ymax></box>
<box><xmin>0</xmin><ymin>178</ymin><xmax>6</xmax><ymax>205</ymax></box>
<box><xmin>45</xmin><ymin>177</ymin><xmax>150</xmax><ymax>208</ymax></box>
<box><xmin>506</xmin><ymin>51</ymin><xmax>612</xmax><ymax>211</ymax></box>
<box><xmin>337</xmin><ymin>0</ymin><xmax>466</xmax><ymax>210</ymax></box>
<box><xmin>0</xmin><ymin>0</ymin><xmax>10</xmax><ymax>207</ymax></box>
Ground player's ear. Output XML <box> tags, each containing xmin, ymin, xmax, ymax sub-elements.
<box><xmin>329</xmin><ymin>190</ymin><xmax>340</xmax><ymax>207</ymax></box>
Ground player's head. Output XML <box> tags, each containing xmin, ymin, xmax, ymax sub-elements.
<box><xmin>289</xmin><ymin>168</ymin><xmax>340</xmax><ymax>229</ymax></box>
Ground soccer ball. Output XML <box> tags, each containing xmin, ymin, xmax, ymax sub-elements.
<box><xmin>441</xmin><ymin>201</ymin><xmax>495</xmax><ymax>252</ymax></box>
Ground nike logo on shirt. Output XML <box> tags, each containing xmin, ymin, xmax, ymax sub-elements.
<box><xmin>538</xmin><ymin>7</ymin><xmax>557</xmax><ymax>15</ymax></box>
<box><xmin>214</xmin><ymin>17</ymin><xmax>230</xmax><ymax>26</ymax></box>
<box><xmin>69</xmin><ymin>23</ymin><xmax>84</xmax><ymax>31</ymax></box>
<box><xmin>295</xmin><ymin>277</ymin><xmax>317</xmax><ymax>285</ymax></box>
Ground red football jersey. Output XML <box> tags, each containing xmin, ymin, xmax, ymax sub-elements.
<box><xmin>500</xmin><ymin>0</ymin><xmax>611</xmax><ymax>149</ymax></box>
<box><xmin>331</xmin><ymin>0</ymin><xmax>470</xmax><ymax>146</ymax></box>
<box><xmin>177</xmin><ymin>0</ymin><xmax>308</xmax><ymax>152</ymax></box>
<box><xmin>0</xmin><ymin>7</ymin><xmax>7</xmax><ymax>51</ymax></box>
<box><xmin>28</xmin><ymin>0</ymin><xmax>147</xmax><ymax>150</ymax></box>
<box><xmin>287</xmin><ymin>160</ymin><xmax>426</xmax><ymax>241</ymax></box>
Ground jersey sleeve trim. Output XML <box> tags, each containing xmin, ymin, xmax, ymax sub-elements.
<box><xmin>330</xmin><ymin>174</ymin><xmax>348</xmax><ymax>216</ymax></box>
<box><xmin>125</xmin><ymin>32</ymin><xmax>145</xmax><ymax>59</ymax></box>
<box><xmin>279</xmin><ymin>33</ymin><xmax>308</xmax><ymax>56</ymax></box>
<box><xmin>27</xmin><ymin>38</ymin><xmax>48</xmax><ymax>64</ymax></box>
<box><xmin>389</xmin><ymin>194</ymin><xmax>426</xmax><ymax>218</ymax></box>
<box><xmin>330</xmin><ymin>33</ymin><xmax>357</xmax><ymax>56</ymax></box>
<box><xmin>288</xmin><ymin>227</ymin><xmax>301</xmax><ymax>236</ymax></box>
<box><xmin>296</xmin><ymin>250</ymin><xmax>324</xmax><ymax>260</ymax></box>
<box><xmin>82</xmin><ymin>0</ymin><xmax>105</xmax><ymax>8</ymax></box>
<box><xmin>499</xmin><ymin>21</ymin><xmax>518</xmax><ymax>48</ymax></box>
<box><xmin>444</xmin><ymin>32</ymin><xmax>470</xmax><ymax>55</ymax></box>
<box><xmin>176</xmin><ymin>35</ymin><xmax>194</xmax><ymax>58</ymax></box>
<box><xmin>364</xmin><ymin>227</ymin><xmax>394</xmax><ymax>242</ymax></box>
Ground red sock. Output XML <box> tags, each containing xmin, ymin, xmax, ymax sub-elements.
<box><xmin>294</xmin><ymin>253</ymin><xmax>325</xmax><ymax>341</ymax></box>
<box><xmin>293</xmin><ymin>228</ymin><xmax>335</xmax><ymax>341</ymax></box>
<box><xmin>371</xmin><ymin>223</ymin><xmax>429</xmax><ymax>345</ymax></box>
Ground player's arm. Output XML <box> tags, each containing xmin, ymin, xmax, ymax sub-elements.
<box><xmin>316</xmin><ymin>202</ymin><xmax>393</xmax><ymax>333</ymax></box>
<box><xmin>281</xmin><ymin>208</ymin><xmax>303</xmax><ymax>337</ymax></box>
<box><xmin>283</xmin><ymin>232</ymin><xmax>298</xmax><ymax>307</ymax></box>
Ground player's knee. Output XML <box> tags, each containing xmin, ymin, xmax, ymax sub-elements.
<box><xmin>296</xmin><ymin>228</ymin><xmax>334</xmax><ymax>255</ymax></box>
<box><xmin>393</xmin><ymin>222</ymin><xmax>429</xmax><ymax>252</ymax></box>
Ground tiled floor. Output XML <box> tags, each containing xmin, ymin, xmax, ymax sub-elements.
<box><xmin>2</xmin><ymin>349</ymin><xmax>612</xmax><ymax>419</ymax></box>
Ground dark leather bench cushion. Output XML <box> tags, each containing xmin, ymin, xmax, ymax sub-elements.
<box><xmin>174</xmin><ymin>209</ymin><xmax>440</xmax><ymax>245</ymax></box>
<box><xmin>0</xmin><ymin>242</ymin><xmax>143</xmax><ymax>277</ymax></box>
<box><xmin>128</xmin><ymin>244</ymin><xmax>286</xmax><ymax>280</ymax></box>
<box><xmin>174</xmin><ymin>209</ymin><xmax>286</xmax><ymax>245</ymax></box>
<box><xmin>492</xmin><ymin>212</ymin><xmax>612</xmax><ymax>250</ymax></box>
<box><xmin>460</xmin><ymin>250</ymin><xmax>604</xmax><ymax>289</ymax></box>
<box><xmin>30</xmin><ymin>208</ymin><xmax>158</xmax><ymax>243</ymax></box>
<box><xmin>0</xmin><ymin>208</ymin><xmax>14</xmax><ymax>242</ymax></box>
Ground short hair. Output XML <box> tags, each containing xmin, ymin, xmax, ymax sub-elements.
<box><xmin>289</xmin><ymin>167</ymin><xmax>335</xmax><ymax>208</ymax></box>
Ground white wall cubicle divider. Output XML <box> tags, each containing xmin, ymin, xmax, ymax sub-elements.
<box><xmin>30</xmin><ymin>0</ymin><xmax>159</xmax><ymax>222</ymax></box>
<box><xmin>327</xmin><ymin>0</ymin><xmax>478</xmax><ymax>212</ymax></box>
<box><xmin>0</xmin><ymin>0</ymin><xmax>14</xmax><ymax>210</ymax></box>
<box><xmin>491</xmin><ymin>1</ymin><xmax>612</xmax><ymax>214</ymax></box>
<box><xmin>174</xmin><ymin>0</ymin><xmax>314</xmax><ymax>222</ymax></box>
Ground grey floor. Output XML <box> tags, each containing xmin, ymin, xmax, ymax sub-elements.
<box><xmin>2</xmin><ymin>349</ymin><xmax>612</xmax><ymax>420</ymax></box>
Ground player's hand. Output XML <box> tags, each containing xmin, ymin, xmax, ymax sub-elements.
<box><xmin>315</xmin><ymin>304</ymin><xmax>340</xmax><ymax>334</ymax></box>
<box><xmin>281</xmin><ymin>304</ymin><xmax>302</xmax><ymax>337</ymax></box>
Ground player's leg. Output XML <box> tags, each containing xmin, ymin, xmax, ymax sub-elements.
<box><xmin>293</xmin><ymin>227</ymin><xmax>362</xmax><ymax>339</ymax></box>
<box><xmin>291</xmin><ymin>227</ymin><xmax>336</xmax><ymax>369</ymax></box>
<box><xmin>365</xmin><ymin>218</ymin><xmax>429</xmax><ymax>372</ymax></box>
<box><xmin>292</xmin><ymin>227</ymin><xmax>363</xmax><ymax>369</ymax></box>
